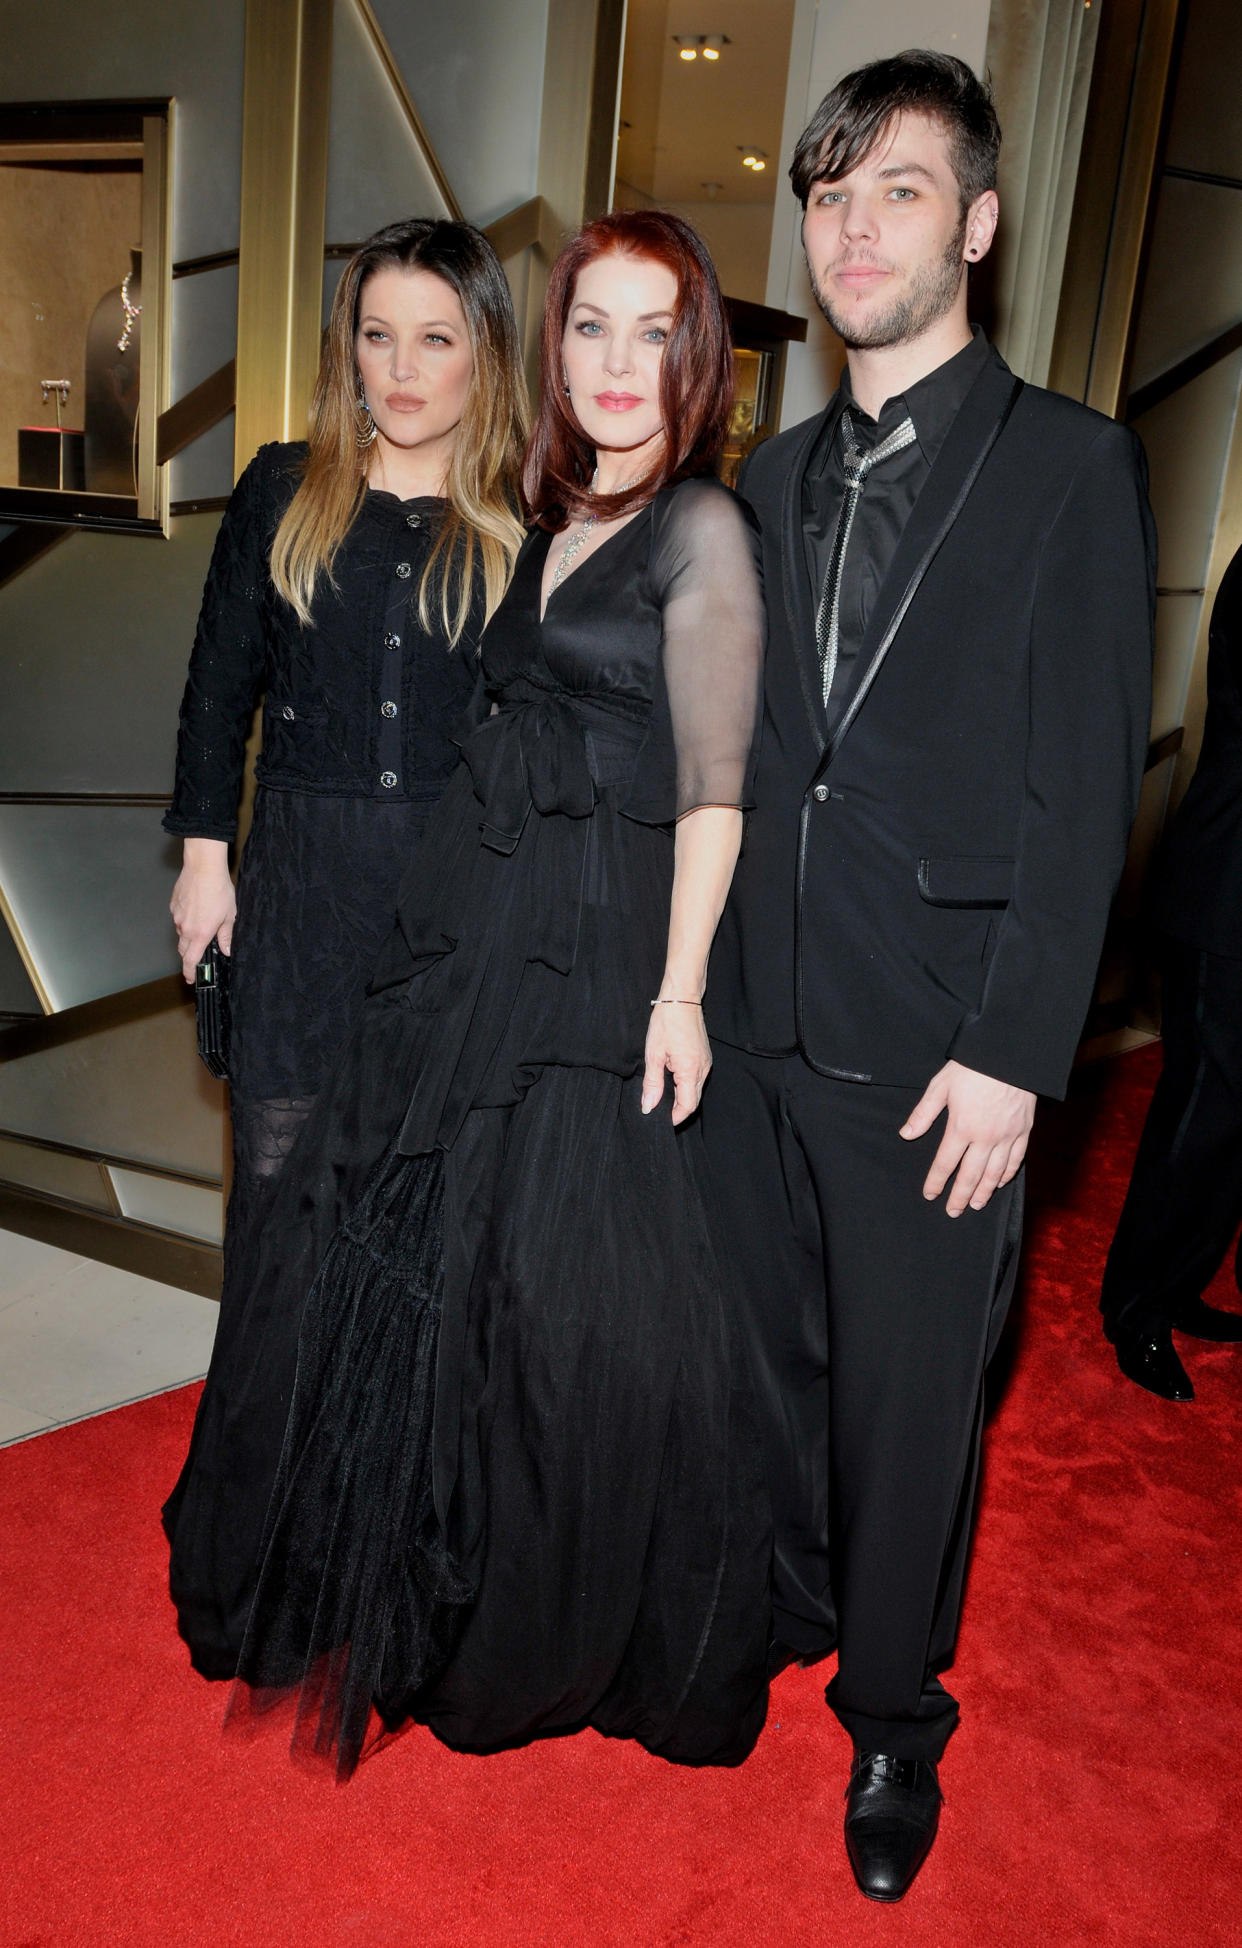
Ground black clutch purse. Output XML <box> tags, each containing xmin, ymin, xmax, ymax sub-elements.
<box><xmin>194</xmin><ymin>939</ymin><xmax>231</xmax><ymax>1080</ymax></box>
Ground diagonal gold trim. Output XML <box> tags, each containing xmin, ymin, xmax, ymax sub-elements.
<box><xmin>0</xmin><ymin>1125</ymin><xmax>222</xmax><ymax>1192</ymax></box>
<box><xmin>156</xmin><ymin>359</ymin><xmax>237</xmax><ymax>465</ymax></box>
<box><xmin>0</xmin><ymin>1184</ymin><xmax>222</xmax><ymax>1300</ymax></box>
<box><xmin>0</xmin><ymin>524</ymin><xmax>69</xmax><ymax>592</ymax></box>
<box><xmin>483</xmin><ymin>196</ymin><xmax>557</xmax><ymax>263</ymax></box>
<box><xmin>347</xmin><ymin>0</ymin><xmax>463</xmax><ymax>220</ymax></box>
<box><xmin>0</xmin><ymin>973</ymin><xmax>186</xmax><ymax>1056</ymax></box>
<box><xmin>0</xmin><ymin>881</ymin><xmax>53</xmax><ymax>1016</ymax></box>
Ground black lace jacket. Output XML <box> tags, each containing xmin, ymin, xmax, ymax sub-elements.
<box><xmin>164</xmin><ymin>442</ymin><xmax>483</xmax><ymax>842</ymax></box>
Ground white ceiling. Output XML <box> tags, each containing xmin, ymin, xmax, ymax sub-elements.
<box><xmin>616</xmin><ymin>0</ymin><xmax>798</xmax><ymax>207</ymax></box>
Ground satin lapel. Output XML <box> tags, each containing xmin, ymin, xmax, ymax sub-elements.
<box><xmin>779</xmin><ymin>395</ymin><xmax>845</xmax><ymax>744</ymax></box>
<box><xmin>811</xmin><ymin>358</ymin><xmax>1024</xmax><ymax>785</ymax></box>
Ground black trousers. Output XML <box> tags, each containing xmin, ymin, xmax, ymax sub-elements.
<box><xmin>1101</xmin><ymin>935</ymin><xmax>1242</xmax><ymax>1339</ymax></box>
<box><xmin>700</xmin><ymin>1042</ymin><xmax>1023</xmax><ymax>1761</ymax></box>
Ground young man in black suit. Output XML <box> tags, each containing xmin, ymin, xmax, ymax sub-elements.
<box><xmin>1101</xmin><ymin>541</ymin><xmax>1242</xmax><ymax>1401</ymax></box>
<box><xmin>701</xmin><ymin>51</ymin><xmax>1156</xmax><ymax>1900</ymax></box>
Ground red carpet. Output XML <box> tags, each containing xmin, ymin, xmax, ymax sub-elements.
<box><xmin>2</xmin><ymin>1045</ymin><xmax>1241</xmax><ymax>1947</ymax></box>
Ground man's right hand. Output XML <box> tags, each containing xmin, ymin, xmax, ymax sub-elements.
<box><xmin>170</xmin><ymin>837</ymin><xmax>236</xmax><ymax>982</ymax></box>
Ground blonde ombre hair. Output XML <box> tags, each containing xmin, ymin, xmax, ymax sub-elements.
<box><xmin>271</xmin><ymin>219</ymin><xmax>528</xmax><ymax>645</ymax></box>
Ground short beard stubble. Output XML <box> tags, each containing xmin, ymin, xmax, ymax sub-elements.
<box><xmin>808</xmin><ymin>212</ymin><xmax>968</xmax><ymax>350</ymax></box>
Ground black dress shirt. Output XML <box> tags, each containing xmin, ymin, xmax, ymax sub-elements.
<box><xmin>164</xmin><ymin>442</ymin><xmax>483</xmax><ymax>842</ymax></box>
<box><xmin>802</xmin><ymin>327</ymin><xmax>990</xmax><ymax>732</ymax></box>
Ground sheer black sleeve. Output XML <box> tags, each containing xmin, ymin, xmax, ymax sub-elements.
<box><xmin>163</xmin><ymin>446</ymin><xmax>287</xmax><ymax>842</ymax></box>
<box><xmin>622</xmin><ymin>477</ymin><xmax>765</xmax><ymax>827</ymax></box>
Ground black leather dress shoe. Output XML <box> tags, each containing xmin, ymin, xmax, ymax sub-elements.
<box><xmin>1115</xmin><ymin>1324</ymin><xmax>1194</xmax><ymax>1401</ymax></box>
<box><xmin>843</xmin><ymin>1751</ymin><xmax>941</xmax><ymax>1902</ymax></box>
<box><xmin>1170</xmin><ymin>1296</ymin><xmax>1242</xmax><ymax>1342</ymax></box>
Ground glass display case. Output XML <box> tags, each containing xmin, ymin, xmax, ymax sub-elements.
<box><xmin>0</xmin><ymin>99</ymin><xmax>172</xmax><ymax>533</ymax></box>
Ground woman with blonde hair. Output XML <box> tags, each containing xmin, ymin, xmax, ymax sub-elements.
<box><xmin>162</xmin><ymin>218</ymin><xmax>528</xmax><ymax>1682</ymax></box>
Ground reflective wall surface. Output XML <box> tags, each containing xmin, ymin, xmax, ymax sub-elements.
<box><xmin>4</xmin><ymin>0</ymin><xmax>1221</xmax><ymax>1278</ymax></box>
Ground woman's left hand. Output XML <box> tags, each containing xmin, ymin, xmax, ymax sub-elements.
<box><xmin>642</xmin><ymin>1002</ymin><xmax>711</xmax><ymax>1125</ymax></box>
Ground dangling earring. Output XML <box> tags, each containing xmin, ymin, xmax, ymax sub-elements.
<box><xmin>561</xmin><ymin>370</ymin><xmax>571</xmax><ymax>396</ymax></box>
<box><xmin>355</xmin><ymin>378</ymin><xmax>377</xmax><ymax>448</ymax></box>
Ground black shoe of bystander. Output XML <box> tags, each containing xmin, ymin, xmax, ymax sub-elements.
<box><xmin>1115</xmin><ymin>1323</ymin><xmax>1194</xmax><ymax>1401</ymax></box>
<box><xmin>843</xmin><ymin>1751</ymin><xmax>942</xmax><ymax>1902</ymax></box>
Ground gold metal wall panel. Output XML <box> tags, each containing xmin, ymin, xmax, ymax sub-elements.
<box><xmin>1165</xmin><ymin>0</ymin><xmax>1242</xmax><ymax>179</ymax></box>
<box><xmin>0</xmin><ymin>806</ymin><xmax>181</xmax><ymax>1012</ymax></box>
<box><xmin>0</xmin><ymin>1134</ymin><xmax>112</xmax><ymax>1210</ymax></box>
<box><xmin>106</xmin><ymin>1166</ymin><xmax>223</xmax><ymax>1244</ymax></box>
<box><xmin>1151</xmin><ymin>594</ymin><xmax>1205</xmax><ymax>745</ymax></box>
<box><xmin>323</xmin><ymin>0</ymin><xmax>458</xmax><ymax>251</ymax></box>
<box><xmin>234</xmin><ymin>0</ymin><xmax>334</xmax><ymax>469</ymax></box>
<box><xmin>1049</xmin><ymin>0</ymin><xmax>1182</xmax><ymax>415</ymax></box>
<box><xmin>1130</xmin><ymin>178</ymin><xmax>1242</xmax><ymax>392</ymax></box>
<box><xmin>168</xmin><ymin>267</ymin><xmax>239</xmax><ymax>505</ymax></box>
<box><xmin>0</xmin><ymin>513</ymin><xmax>220</xmax><ymax>795</ymax></box>
<box><xmin>136</xmin><ymin>109</ymin><xmax>173</xmax><ymax>530</ymax></box>
<box><xmin>0</xmin><ymin>994</ymin><xmax>222</xmax><ymax>1181</ymax></box>
<box><xmin>365</xmin><ymin>0</ymin><xmax>546</xmax><ymax>226</ymax></box>
<box><xmin>1132</xmin><ymin>351</ymin><xmax>1242</xmax><ymax>591</ymax></box>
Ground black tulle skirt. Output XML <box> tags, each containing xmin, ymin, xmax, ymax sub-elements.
<box><xmin>229</xmin><ymin>1062</ymin><xmax>771</xmax><ymax>1777</ymax></box>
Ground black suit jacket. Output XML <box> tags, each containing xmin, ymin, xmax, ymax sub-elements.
<box><xmin>1153</xmin><ymin>543</ymin><xmax>1242</xmax><ymax>958</ymax></box>
<box><xmin>709</xmin><ymin>345</ymin><xmax>1156</xmax><ymax>1100</ymax></box>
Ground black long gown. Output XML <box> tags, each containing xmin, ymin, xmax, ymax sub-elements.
<box><xmin>227</xmin><ymin>475</ymin><xmax>773</xmax><ymax>1773</ymax></box>
<box><xmin>161</xmin><ymin>445</ymin><xmax>479</xmax><ymax>1676</ymax></box>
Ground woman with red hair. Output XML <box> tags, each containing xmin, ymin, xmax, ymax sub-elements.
<box><xmin>226</xmin><ymin>211</ymin><xmax>770</xmax><ymax>1774</ymax></box>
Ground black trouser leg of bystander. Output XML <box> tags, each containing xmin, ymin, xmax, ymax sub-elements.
<box><xmin>1101</xmin><ymin>936</ymin><xmax>1242</xmax><ymax>1340</ymax></box>
<box><xmin>702</xmin><ymin>1043</ymin><xmax>1023</xmax><ymax>1762</ymax></box>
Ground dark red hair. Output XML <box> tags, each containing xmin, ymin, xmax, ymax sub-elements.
<box><xmin>523</xmin><ymin>209</ymin><xmax>735</xmax><ymax>530</ymax></box>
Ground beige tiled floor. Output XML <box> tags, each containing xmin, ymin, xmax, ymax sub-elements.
<box><xmin>0</xmin><ymin>1228</ymin><xmax>218</xmax><ymax>1446</ymax></box>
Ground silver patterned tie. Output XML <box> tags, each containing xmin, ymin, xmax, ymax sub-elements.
<box><xmin>815</xmin><ymin>407</ymin><xmax>918</xmax><ymax>707</ymax></box>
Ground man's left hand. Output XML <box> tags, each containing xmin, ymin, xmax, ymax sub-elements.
<box><xmin>900</xmin><ymin>1060</ymin><xmax>1035</xmax><ymax>1217</ymax></box>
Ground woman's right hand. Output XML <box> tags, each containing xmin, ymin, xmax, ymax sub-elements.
<box><xmin>170</xmin><ymin>837</ymin><xmax>236</xmax><ymax>982</ymax></box>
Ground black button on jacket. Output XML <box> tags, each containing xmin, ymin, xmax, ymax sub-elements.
<box><xmin>164</xmin><ymin>442</ymin><xmax>482</xmax><ymax>842</ymax></box>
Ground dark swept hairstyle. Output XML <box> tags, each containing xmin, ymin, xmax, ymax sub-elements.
<box><xmin>523</xmin><ymin>209</ymin><xmax>734</xmax><ymax>531</ymax></box>
<box><xmin>790</xmin><ymin>49</ymin><xmax>1001</xmax><ymax>215</ymax></box>
<box><xmin>271</xmin><ymin>217</ymin><xmax>528</xmax><ymax>643</ymax></box>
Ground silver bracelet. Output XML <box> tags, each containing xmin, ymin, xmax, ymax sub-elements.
<box><xmin>650</xmin><ymin>997</ymin><xmax>703</xmax><ymax>1007</ymax></box>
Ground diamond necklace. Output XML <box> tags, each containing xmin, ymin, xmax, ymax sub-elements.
<box><xmin>549</xmin><ymin>470</ymin><xmax>642</xmax><ymax>592</ymax></box>
<box><xmin>117</xmin><ymin>271</ymin><xmax>142</xmax><ymax>353</ymax></box>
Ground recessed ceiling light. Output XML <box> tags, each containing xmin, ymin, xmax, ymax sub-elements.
<box><xmin>673</xmin><ymin>34</ymin><xmax>730</xmax><ymax>62</ymax></box>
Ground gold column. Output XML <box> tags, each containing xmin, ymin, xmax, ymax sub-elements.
<box><xmin>137</xmin><ymin>109</ymin><xmax>173</xmax><ymax>528</ymax></box>
<box><xmin>1047</xmin><ymin>0</ymin><xmax>1182</xmax><ymax>415</ymax></box>
<box><xmin>233</xmin><ymin>0</ymin><xmax>334</xmax><ymax>475</ymax></box>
